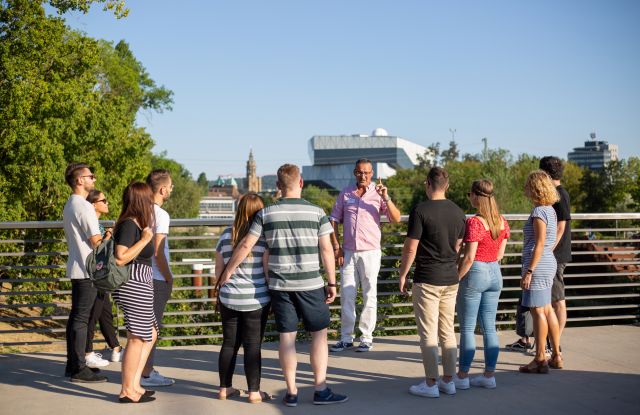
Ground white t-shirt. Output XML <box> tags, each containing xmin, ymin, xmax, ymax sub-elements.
<box><xmin>63</xmin><ymin>194</ymin><xmax>101</xmax><ymax>279</ymax></box>
<box><xmin>151</xmin><ymin>204</ymin><xmax>171</xmax><ymax>281</ymax></box>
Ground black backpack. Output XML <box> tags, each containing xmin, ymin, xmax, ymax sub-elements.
<box><xmin>86</xmin><ymin>238</ymin><xmax>130</xmax><ymax>292</ymax></box>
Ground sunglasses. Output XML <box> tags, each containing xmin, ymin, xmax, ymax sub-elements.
<box><xmin>81</xmin><ymin>174</ymin><xmax>96</xmax><ymax>180</ymax></box>
<box><xmin>96</xmin><ymin>199</ymin><xmax>108</xmax><ymax>204</ymax></box>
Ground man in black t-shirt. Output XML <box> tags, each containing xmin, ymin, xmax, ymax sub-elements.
<box><xmin>398</xmin><ymin>167</ymin><xmax>466</xmax><ymax>398</ymax></box>
<box><xmin>540</xmin><ymin>157</ymin><xmax>571</xmax><ymax>343</ymax></box>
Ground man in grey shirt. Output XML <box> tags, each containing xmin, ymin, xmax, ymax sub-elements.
<box><xmin>63</xmin><ymin>163</ymin><xmax>108</xmax><ymax>383</ymax></box>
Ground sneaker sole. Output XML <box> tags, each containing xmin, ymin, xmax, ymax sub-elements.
<box><xmin>313</xmin><ymin>397</ymin><xmax>349</xmax><ymax>405</ymax></box>
<box><xmin>409</xmin><ymin>390</ymin><xmax>439</xmax><ymax>398</ymax></box>
<box><xmin>141</xmin><ymin>381</ymin><xmax>174</xmax><ymax>387</ymax></box>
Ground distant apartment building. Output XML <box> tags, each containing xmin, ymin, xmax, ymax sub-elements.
<box><xmin>199</xmin><ymin>176</ymin><xmax>238</xmax><ymax>220</ymax></box>
<box><xmin>568</xmin><ymin>133</ymin><xmax>619</xmax><ymax>170</ymax></box>
<box><xmin>302</xmin><ymin>128</ymin><xmax>428</xmax><ymax>190</ymax></box>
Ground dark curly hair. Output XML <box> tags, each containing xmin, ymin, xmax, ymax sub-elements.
<box><xmin>539</xmin><ymin>156</ymin><xmax>564</xmax><ymax>180</ymax></box>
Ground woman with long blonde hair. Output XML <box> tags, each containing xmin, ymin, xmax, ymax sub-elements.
<box><xmin>214</xmin><ymin>192</ymin><xmax>272</xmax><ymax>403</ymax></box>
<box><xmin>455</xmin><ymin>179</ymin><xmax>510</xmax><ymax>389</ymax></box>
<box><xmin>519</xmin><ymin>170</ymin><xmax>561</xmax><ymax>373</ymax></box>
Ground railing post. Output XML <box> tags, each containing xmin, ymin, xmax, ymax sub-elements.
<box><xmin>192</xmin><ymin>263</ymin><xmax>203</xmax><ymax>297</ymax></box>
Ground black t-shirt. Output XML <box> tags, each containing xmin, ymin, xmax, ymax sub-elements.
<box><xmin>114</xmin><ymin>218</ymin><xmax>153</xmax><ymax>266</ymax></box>
<box><xmin>553</xmin><ymin>185</ymin><xmax>572</xmax><ymax>263</ymax></box>
<box><xmin>407</xmin><ymin>199</ymin><xmax>466</xmax><ymax>286</ymax></box>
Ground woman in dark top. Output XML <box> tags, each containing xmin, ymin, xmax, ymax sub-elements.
<box><xmin>112</xmin><ymin>182</ymin><xmax>156</xmax><ymax>403</ymax></box>
<box><xmin>85</xmin><ymin>190</ymin><xmax>123</xmax><ymax>364</ymax></box>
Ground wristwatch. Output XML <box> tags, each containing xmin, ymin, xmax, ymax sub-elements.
<box><xmin>327</xmin><ymin>283</ymin><xmax>337</xmax><ymax>287</ymax></box>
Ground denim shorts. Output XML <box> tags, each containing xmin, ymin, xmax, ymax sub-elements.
<box><xmin>270</xmin><ymin>287</ymin><xmax>330</xmax><ymax>333</ymax></box>
<box><xmin>522</xmin><ymin>287</ymin><xmax>552</xmax><ymax>308</ymax></box>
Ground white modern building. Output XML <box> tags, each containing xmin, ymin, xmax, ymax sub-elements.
<box><xmin>302</xmin><ymin>128</ymin><xmax>428</xmax><ymax>190</ymax></box>
<box><xmin>568</xmin><ymin>133</ymin><xmax>619</xmax><ymax>170</ymax></box>
<box><xmin>198</xmin><ymin>197</ymin><xmax>235</xmax><ymax>220</ymax></box>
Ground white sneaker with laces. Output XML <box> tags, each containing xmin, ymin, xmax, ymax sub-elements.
<box><xmin>453</xmin><ymin>375</ymin><xmax>470</xmax><ymax>390</ymax></box>
<box><xmin>437</xmin><ymin>378</ymin><xmax>456</xmax><ymax>395</ymax></box>
<box><xmin>110</xmin><ymin>347</ymin><xmax>124</xmax><ymax>363</ymax></box>
<box><xmin>85</xmin><ymin>352</ymin><xmax>109</xmax><ymax>368</ymax></box>
<box><xmin>409</xmin><ymin>380</ymin><xmax>439</xmax><ymax>398</ymax></box>
<box><xmin>141</xmin><ymin>369</ymin><xmax>175</xmax><ymax>387</ymax></box>
<box><xmin>470</xmin><ymin>375</ymin><xmax>496</xmax><ymax>389</ymax></box>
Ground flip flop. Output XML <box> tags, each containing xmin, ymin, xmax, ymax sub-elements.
<box><xmin>218</xmin><ymin>388</ymin><xmax>241</xmax><ymax>400</ymax></box>
<box><xmin>248</xmin><ymin>391</ymin><xmax>274</xmax><ymax>404</ymax></box>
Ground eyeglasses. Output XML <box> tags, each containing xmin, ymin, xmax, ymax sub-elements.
<box><xmin>81</xmin><ymin>174</ymin><xmax>96</xmax><ymax>180</ymax></box>
<box><xmin>96</xmin><ymin>199</ymin><xmax>108</xmax><ymax>204</ymax></box>
<box><xmin>355</xmin><ymin>171</ymin><xmax>372</xmax><ymax>176</ymax></box>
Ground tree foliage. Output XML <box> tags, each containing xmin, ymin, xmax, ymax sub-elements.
<box><xmin>152</xmin><ymin>153</ymin><xmax>202</xmax><ymax>218</ymax></box>
<box><xmin>0</xmin><ymin>0</ymin><xmax>180</xmax><ymax>222</ymax></box>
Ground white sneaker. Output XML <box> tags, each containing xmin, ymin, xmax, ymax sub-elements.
<box><xmin>437</xmin><ymin>378</ymin><xmax>456</xmax><ymax>395</ymax></box>
<box><xmin>85</xmin><ymin>352</ymin><xmax>109</xmax><ymax>368</ymax></box>
<box><xmin>453</xmin><ymin>375</ymin><xmax>470</xmax><ymax>390</ymax></box>
<box><xmin>409</xmin><ymin>380</ymin><xmax>439</xmax><ymax>398</ymax></box>
<box><xmin>110</xmin><ymin>347</ymin><xmax>124</xmax><ymax>363</ymax></box>
<box><xmin>141</xmin><ymin>369</ymin><xmax>175</xmax><ymax>387</ymax></box>
<box><xmin>470</xmin><ymin>375</ymin><xmax>496</xmax><ymax>389</ymax></box>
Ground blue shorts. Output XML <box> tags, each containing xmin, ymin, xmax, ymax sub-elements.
<box><xmin>522</xmin><ymin>287</ymin><xmax>552</xmax><ymax>308</ymax></box>
<box><xmin>270</xmin><ymin>288</ymin><xmax>330</xmax><ymax>333</ymax></box>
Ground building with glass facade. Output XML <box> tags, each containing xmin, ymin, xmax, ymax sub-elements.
<box><xmin>568</xmin><ymin>133</ymin><xmax>619</xmax><ymax>170</ymax></box>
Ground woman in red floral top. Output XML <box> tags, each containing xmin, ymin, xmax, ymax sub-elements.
<box><xmin>453</xmin><ymin>180</ymin><xmax>510</xmax><ymax>390</ymax></box>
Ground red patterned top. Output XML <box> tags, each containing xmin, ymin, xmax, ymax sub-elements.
<box><xmin>464</xmin><ymin>216</ymin><xmax>510</xmax><ymax>262</ymax></box>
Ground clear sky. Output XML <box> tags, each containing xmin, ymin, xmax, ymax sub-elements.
<box><xmin>61</xmin><ymin>0</ymin><xmax>640</xmax><ymax>179</ymax></box>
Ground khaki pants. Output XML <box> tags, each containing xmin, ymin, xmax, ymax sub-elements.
<box><xmin>412</xmin><ymin>282</ymin><xmax>458</xmax><ymax>380</ymax></box>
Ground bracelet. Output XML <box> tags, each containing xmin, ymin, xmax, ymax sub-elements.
<box><xmin>526</xmin><ymin>269</ymin><xmax>534</xmax><ymax>274</ymax></box>
<box><xmin>327</xmin><ymin>283</ymin><xmax>337</xmax><ymax>287</ymax></box>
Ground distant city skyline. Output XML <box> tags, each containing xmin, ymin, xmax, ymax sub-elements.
<box><xmin>60</xmin><ymin>0</ymin><xmax>640</xmax><ymax>178</ymax></box>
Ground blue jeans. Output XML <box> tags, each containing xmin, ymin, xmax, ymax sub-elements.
<box><xmin>457</xmin><ymin>261</ymin><xmax>503</xmax><ymax>373</ymax></box>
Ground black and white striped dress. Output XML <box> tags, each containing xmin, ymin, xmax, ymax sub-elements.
<box><xmin>112</xmin><ymin>219</ymin><xmax>157</xmax><ymax>342</ymax></box>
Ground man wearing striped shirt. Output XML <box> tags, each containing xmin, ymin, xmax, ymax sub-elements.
<box><xmin>219</xmin><ymin>164</ymin><xmax>348</xmax><ymax>407</ymax></box>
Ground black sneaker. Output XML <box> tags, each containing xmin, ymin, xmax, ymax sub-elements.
<box><xmin>65</xmin><ymin>367</ymin><xmax>101</xmax><ymax>377</ymax></box>
<box><xmin>313</xmin><ymin>388</ymin><xmax>348</xmax><ymax>405</ymax></box>
<box><xmin>506</xmin><ymin>339</ymin><xmax>532</xmax><ymax>351</ymax></box>
<box><xmin>330</xmin><ymin>341</ymin><xmax>354</xmax><ymax>352</ymax></box>
<box><xmin>70</xmin><ymin>367</ymin><xmax>108</xmax><ymax>383</ymax></box>
<box><xmin>282</xmin><ymin>393</ymin><xmax>298</xmax><ymax>407</ymax></box>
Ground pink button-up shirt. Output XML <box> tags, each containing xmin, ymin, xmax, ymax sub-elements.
<box><xmin>330</xmin><ymin>183</ymin><xmax>389</xmax><ymax>251</ymax></box>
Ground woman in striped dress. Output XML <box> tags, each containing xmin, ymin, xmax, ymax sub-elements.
<box><xmin>519</xmin><ymin>170</ymin><xmax>562</xmax><ymax>373</ymax></box>
<box><xmin>112</xmin><ymin>182</ymin><xmax>156</xmax><ymax>403</ymax></box>
<box><xmin>215</xmin><ymin>192</ymin><xmax>272</xmax><ymax>403</ymax></box>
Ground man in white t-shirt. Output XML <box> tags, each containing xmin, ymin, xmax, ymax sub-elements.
<box><xmin>63</xmin><ymin>163</ymin><xmax>108</xmax><ymax>383</ymax></box>
<box><xmin>141</xmin><ymin>169</ymin><xmax>175</xmax><ymax>387</ymax></box>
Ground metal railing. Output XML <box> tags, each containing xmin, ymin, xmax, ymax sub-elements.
<box><xmin>1</xmin><ymin>213</ymin><xmax>638</xmax><ymax>347</ymax></box>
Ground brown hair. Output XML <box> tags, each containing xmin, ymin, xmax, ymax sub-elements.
<box><xmin>471</xmin><ymin>180</ymin><xmax>502</xmax><ymax>240</ymax></box>
<box><xmin>116</xmin><ymin>182</ymin><xmax>155</xmax><ymax>230</ymax></box>
<box><xmin>64</xmin><ymin>162</ymin><xmax>90</xmax><ymax>188</ymax></box>
<box><xmin>146</xmin><ymin>169</ymin><xmax>172</xmax><ymax>193</ymax></box>
<box><xmin>525</xmin><ymin>170</ymin><xmax>560</xmax><ymax>206</ymax></box>
<box><xmin>232</xmin><ymin>193</ymin><xmax>265</xmax><ymax>253</ymax></box>
<box><xmin>277</xmin><ymin>164</ymin><xmax>301</xmax><ymax>190</ymax></box>
<box><xmin>427</xmin><ymin>166</ymin><xmax>449</xmax><ymax>191</ymax></box>
<box><xmin>86</xmin><ymin>189</ymin><xmax>103</xmax><ymax>204</ymax></box>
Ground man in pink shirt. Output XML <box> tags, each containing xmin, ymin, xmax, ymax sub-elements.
<box><xmin>329</xmin><ymin>159</ymin><xmax>401</xmax><ymax>352</ymax></box>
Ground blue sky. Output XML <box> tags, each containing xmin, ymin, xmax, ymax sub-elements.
<box><xmin>61</xmin><ymin>0</ymin><xmax>640</xmax><ymax>179</ymax></box>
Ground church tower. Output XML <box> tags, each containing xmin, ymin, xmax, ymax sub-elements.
<box><xmin>246</xmin><ymin>149</ymin><xmax>261</xmax><ymax>192</ymax></box>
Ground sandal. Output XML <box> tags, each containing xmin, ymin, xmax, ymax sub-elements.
<box><xmin>218</xmin><ymin>388</ymin><xmax>241</xmax><ymax>400</ymax></box>
<box><xmin>548</xmin><ymin>354</ymin><xmax>564</xmax><ymax>369</ymax></box>
<box><xmin>519</xmin><ymin>359</ymin><xmax>549</xmax><ymax>374</ymax></box>
<box><xmin>248</xmin><ymin>391</ymin><xmax>274</xmax><ymax>404</ymax></box>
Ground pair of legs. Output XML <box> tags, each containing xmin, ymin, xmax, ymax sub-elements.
<box><xmin>530</xmin><ymin>304</ymin><xmax>561</xmax><ymax>363</ymax></box>
<box><xmin>270</xmin><ymin>288</ymin><xmax>332</xmax><ymax>395</ymax></box>
<box><xmin>551</xmin><ymin>263</ymin><xmax>567</xmax><ymax>339</ymax></box>
<box><xmin>457</xmin><ymin>261</ymin><xmax>502</xmax><ymax>379</ymax></box>
<box><xmin>413</xmin><ymin>282</ymin><xmax>458</xmax><ymax>386</ymax></box>
<box><xmin>339</xmin><ymin>249</ymin><xmax>381</xmax><ymax>343</ymax></box>
<box><xmin>218</xmin><ymin>304</ymin><xmax>270</xmax><ymax>401</ymax></box>
<box><xmin>142</xmin><ymin>279</ymin><xmax>172</xmax><ymax>377</ymax></box>
<box><xmin>280</xmin><ymin>329</ymin><xmax>329</xmax><ymax>395</ymax></box>
<box><xmin>86</xmin><ymin>291</ymin><xmax>121</xmax><ymax>354</ymax></box>
<box><xmin>120</xmin><ymin>327</ymin><xmax>157</xmax><ymax>400</ymax></box>
<box><xmin>66</xmin><ymin>279</ymin><xmax>98</xmax><ymax>375</ymax></box>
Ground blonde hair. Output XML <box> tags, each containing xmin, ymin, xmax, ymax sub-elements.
<box><xmin>276</xmin><ymin>164</ymin><xmax>300</xmax><ymax>190</ymax></box>
<box><xmin>524</xmin><ymin>170</ymin><xmax>560</xmax><ymax>206</ymax></box>
<box><xmin>471</xmin><ymin>179</ymin><xmax>502</xmax><ymax>240</ymax></box>
<box><xmin>232</xmin><ymin>193</ymin><xmax>265</xmax><ymax>252</ymax></box>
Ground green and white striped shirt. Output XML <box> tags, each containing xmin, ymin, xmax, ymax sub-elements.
<box><xmin>249</xmin><ymin>198</ymin><xmax>333</xmax><ymax>291</ymax></box>
<box><xmin>215</xmin><ymin>227</ymin><xmax>270</xmax><ymax>311</ymax></box>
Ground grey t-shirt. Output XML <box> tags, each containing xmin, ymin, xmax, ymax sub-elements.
<box><xmin>63</xmin><ymin>194</ymin><xmax>101</xmax><ymax>279</ymax></box>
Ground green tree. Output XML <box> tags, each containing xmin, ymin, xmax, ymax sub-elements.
<box><xmin>197</xmin><ymin>172</ymin><xmax>209</xmax><ymax>196</ymax></box>
<box><xmin>302</xmin><ymin>185</ymin><xmax>336</xmax><ymax>215</ymax></box>
<box><xmin>0</xmin><ymin>0</ymin><xmax>172</xmax><ymax>221</ymax></box>
<box><xmin>441</xmin><ymin>140</ymin><xmax>460</xmax><ymax>165</ymax></box>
